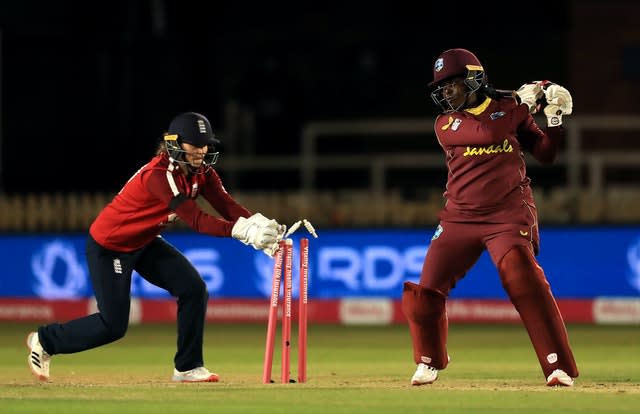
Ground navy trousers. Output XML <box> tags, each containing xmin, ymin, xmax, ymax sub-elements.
<box><xmin>38</xmin><ymin>235</ymin><xmax>208</xmax><ymax>371</ymax></box>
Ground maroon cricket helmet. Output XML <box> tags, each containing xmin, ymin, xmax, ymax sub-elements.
<box><xmin>428</xmin><ymin>48</ymin><xmax>488</xmax><ymax>113</ymax></box>
<box><xmin>429</xmin><ymin>48</ymin><xmax>485</xmax><ymax>87</ymax></box>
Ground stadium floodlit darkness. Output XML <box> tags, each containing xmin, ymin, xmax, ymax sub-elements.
<box><xmin>0</xmin><ymin>1</ymin><xmax>577</xmax><ymax>193</ymax></box>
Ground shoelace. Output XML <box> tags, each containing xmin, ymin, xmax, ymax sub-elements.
<box><xmin>193</xmin><ymin>367</ymin><xmax>208</xmax><ymax>375</ymax></box>
<box><xmin>185</xmin><ymin>367</ymin><xmax>211</xmax><ymax>377</ymax></box>
<box><xmin>418</xmin><ymin>365</ymin><xmax>436</xmax><ymax>374</ymax></box>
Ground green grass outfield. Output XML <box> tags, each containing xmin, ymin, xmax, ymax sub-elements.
<box><xmin>1</xmin><ymin>323</ymin><xmax>638</xmax><ymax>413</ymax></box>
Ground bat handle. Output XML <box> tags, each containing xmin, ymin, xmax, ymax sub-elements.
<box><xmin>495</xmin><ymin>89</ymin><xmax>515</xmax><ymax>98</ymax></box>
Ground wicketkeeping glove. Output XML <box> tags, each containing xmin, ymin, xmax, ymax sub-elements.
<box><xmin>542</xmin><ymin>83</ymin><xmax>573</xmax><ymax>127</ymax></box>
<box><xmin>259</xmin><ymin>219</ymin><xmax>287</xmax><ymax>257</ymax></box>
<box><xmin>515</xmin><ymin>82</ymin><xmax>543</xmax><ymax>113</ymax></box>
<box><xmin>261</xmin><ymin>241</ymin><xmax>281</xmax><ymax>258</ymax></box>
<box><xmin>231</xmin><ymin>213</ymin><xmax>286</xmax><ymax>256</ymax></box>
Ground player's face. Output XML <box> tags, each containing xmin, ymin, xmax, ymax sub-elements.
<box><xmin>182</xmin><ymin>142</ymin><xmax>208</xmax><ymax>168</ymax></box>
<box><xmin>440</xmin><ymin>77</ymin><xmax>467</xmax><ymax>109</ymax></box>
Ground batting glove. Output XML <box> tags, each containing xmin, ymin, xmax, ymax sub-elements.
<box><xmin>542</xmin><ymin>83</ymin><xmax>573</xmax><ymax>127</ymax></box>
<box><xmin>515</xmin><ymin>82</ymin><xmax>543</xmax><ymax>113</ymax></box>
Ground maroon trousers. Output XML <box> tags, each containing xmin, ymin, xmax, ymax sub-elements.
<box><xmin>402</xmin><ymin>220</ymin><xmax>578</xmax><ymax>379</ymax></box>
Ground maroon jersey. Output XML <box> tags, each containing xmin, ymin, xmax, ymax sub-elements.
<box><xmin>434</xmin><ymin>97</ymin><xmax>562</xmax><ymax>223</ymax></box>
<box><xmin>90</xmin><ymin>153</ymin><xmax>251</xmax><ymax>252</ymax></box>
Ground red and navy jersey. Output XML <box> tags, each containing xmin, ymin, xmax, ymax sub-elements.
<box><xmin>90</xmin><ymin>153</ymin><xmax>251</xmax><ymax>252</ymax></box>
<box><xmin>434</xmin><ymin>97</ymin><xmax>563</xmax><ymax>223</ymax></box>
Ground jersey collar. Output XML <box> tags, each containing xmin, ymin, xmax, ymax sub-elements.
<box><xmin>464</xmin><ymin>97</ymin><xmax>492</xmax><ymax>115</ymax></box>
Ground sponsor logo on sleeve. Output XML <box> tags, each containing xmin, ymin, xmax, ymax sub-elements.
<box><xmin>441</xmin><ymin>117</ymin><xmax>462</xmax><ymax>131</ymax></box>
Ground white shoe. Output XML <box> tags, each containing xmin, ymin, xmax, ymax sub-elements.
<box><xmin>172</xmin><ymin>366</ymin><xmax>219</xmax><ymax>383</ymax></box>
<box><xmin>26</xmin><ymin>332</ymin><xmax>50</xmax><ymax>381</ymax></box>
<box><xmin>411</xmin><ymin>363</ymin><xmax>438</xmax><ymax>385</ymax></box>
<box><xmin>546</xmin><ymin>369</ymin><xmax>574</xmax><ymax>387</ymax></box>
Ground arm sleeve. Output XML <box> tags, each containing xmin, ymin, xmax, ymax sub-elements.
<box><xmin>517</xmin><ymin>115</ymin><xmax>563</xmax><ymax>164</ymax></box>
<box><xmin>200</xmin><ymin>169</ymin><xmax>252</xmax><ymax>221</ymax></box>
<box><xmin>145</xmin><ymin>169</ymin><xmax>236</xmax><ymax>237</ymax></box>
<box><xmin>436</xmin><ymin>103</ymin><xmax>529</xmax><ymax>146</ymax></box>
<box><xmin>172</xmin><ymin>197</ymin><xmax>236</xmax><ymax>237</ymax></box>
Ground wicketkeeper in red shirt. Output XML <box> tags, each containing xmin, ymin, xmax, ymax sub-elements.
<box><xmin>402</xmin><ymin>49</ymin><xmax>579</xmax><ymax>387</ymax></box>
<box><xmin>26</xmin><ymin>112</ymin><xmax>286</xmax><ymax>383</ymax></box>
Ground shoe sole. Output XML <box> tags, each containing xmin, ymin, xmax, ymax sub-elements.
<box><xmin>411</xmin><ymin>377</ymin><xmax>438</xmax><ymax>386</ymax></box>
<box><xmin>172</xmin><ymin>376</ymin><xmax>220</xmax><ymax>383</ymax></box>
<box><xmin>546</xmin><ymin>377</ymin><xmax>573</xmax><ymax>387</ymax></box>
<box><xmin>25</xmin><ymin>333</ymin><xmax>49</xmax><ymax>381</ymax></box>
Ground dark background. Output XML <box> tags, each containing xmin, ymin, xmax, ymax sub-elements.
<box><xmin>0</xmin><ymin>1</ymin><xmax>572</xmax><ymax>193</ymax></box>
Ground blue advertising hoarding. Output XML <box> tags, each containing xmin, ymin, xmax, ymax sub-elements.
<box><xmin>1</xmin><ymin>227</ymin><xmax>639</xmax><ymax>300</ymax></box>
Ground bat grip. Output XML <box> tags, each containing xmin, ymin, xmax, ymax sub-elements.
<box><xmin>495</xmin><ymin>89</ymin><xmax>515</xmax><ymax>98</ymax></box>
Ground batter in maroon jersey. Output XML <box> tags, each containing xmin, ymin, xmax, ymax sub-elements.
<box><xmin>26</xmin><ymin>112</ymin><xmax>286</xmax><ymax>383</ymax></box>
<box><xmin>402</xmin><ymin>49</ymin><xmax>579</xmax><ymax>387</ymax></box>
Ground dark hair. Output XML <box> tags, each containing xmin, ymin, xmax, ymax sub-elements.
<box><xmin>156</xmin><ymin>136</ymin><xmax>168</xmax><ymax>156</ymax></box>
